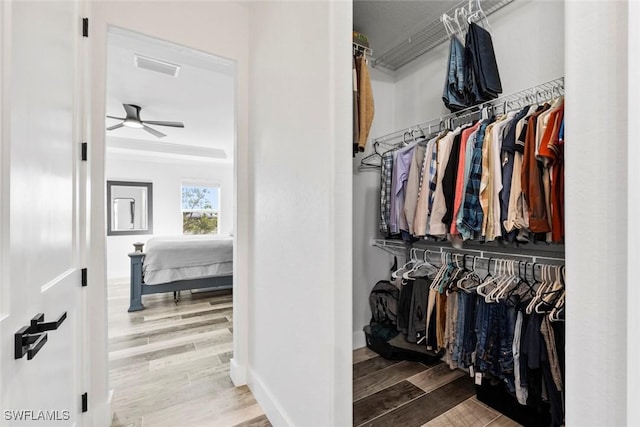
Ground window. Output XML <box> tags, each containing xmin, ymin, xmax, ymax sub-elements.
<box><xmin>181</xmin><ymin>183</ymin><xmax>220</xmax><ymax>235</ymax></box>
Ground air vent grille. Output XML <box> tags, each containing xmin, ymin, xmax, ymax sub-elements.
<box><xmin>134</xmin><ymin>54</ymin><xmax>180</xmax><ymax>77</ymax></box>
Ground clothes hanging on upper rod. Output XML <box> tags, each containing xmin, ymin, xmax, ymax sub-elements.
<box><xmin>379</xmin><ymin>96</ymin><xmax>565</xmax><ymax>244</ymax></box>
<box><xmin>443</xmin><ymin>19</ymin><xmax>503</xmax><ymax>112</ymax></box>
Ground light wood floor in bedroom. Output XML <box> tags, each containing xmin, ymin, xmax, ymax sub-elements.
<box><xmin>108</xmin><ymin>280</ymin><xmax>270</xmax><ymax>427</ymax></box>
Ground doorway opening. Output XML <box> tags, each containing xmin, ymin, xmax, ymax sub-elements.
<box><xmin>103</xmin><ymin>27</ymin><xmax>255</xmax><ymax>425</ymax></box>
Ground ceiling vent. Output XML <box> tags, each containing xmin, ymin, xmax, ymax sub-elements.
<box><xmin>134</xmin><ymin>54</ymin><xmax>181</xmax><ymax>77</ymax></box>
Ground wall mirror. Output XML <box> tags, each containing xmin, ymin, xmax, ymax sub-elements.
<box><xmin>107</xmin><ymin>181</ymin><xmax>153</xmax><ymax>236</ymax></box>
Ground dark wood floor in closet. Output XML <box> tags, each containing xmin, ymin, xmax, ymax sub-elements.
<box><xmin>352</xmin><ymin>347</ymin><xmax>522</xmax><ymax>427</ymax></box>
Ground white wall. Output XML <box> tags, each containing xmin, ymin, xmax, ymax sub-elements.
<box><xmin>352</xmin><ymin>0</ymin><xmax>565</xmax><ymax>345</ymax></box>
<box><xmin>352</xmin><ymin>68</ymin><xmax>397</xmax><ymax>349</ymax></box>
<box><xmin>628</xmin><ymin>2</ymin><xmax>640</xmax><ymax>424</ymax></box>
<box><xmin>105</xmin><ymin>153</ymin><xmax>234</xmax><ymax>279</ymax></box>
<box><xmin>565</xmin><ymin>1</ymin><xmax>628</xmax><ymax>425</ymax></box>
<box><xmin>247</xmin><ymin>2</ymin><xmax>352</xmax><ymax>426</ymax></box>
<box><xmin>89</xmin><ymin>2</ymin><xmax>250</xmax><ymax>425</ymax></box>
<box><xmin>394</xmin><ymin>0</ymin><xmax>565</xmax><ymax>129</ymax></box>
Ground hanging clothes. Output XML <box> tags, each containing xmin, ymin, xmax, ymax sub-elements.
<box><xmin>381</xmin><ymin>96</ymin><xmax>564</xmax><ymax>245</ymax></box>
<box><xmin>443</xmin><ymin>35</ymin><xmax>468</xmax><ymax>112</ymax></box>
<box><xmin>465</xmin><ymin>22</ymin><xmax>503</xmax><ymax>104</ymax></box>
<box><xmin>354</xmin><ymin>55</ymin><xmax>375</xmax><ymax>155</ymax></box>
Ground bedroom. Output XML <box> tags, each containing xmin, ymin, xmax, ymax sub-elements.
<box><xmin>104</xmin><ymin>28</ymin><xmax>242</xmax><ymax>425</ymax></box>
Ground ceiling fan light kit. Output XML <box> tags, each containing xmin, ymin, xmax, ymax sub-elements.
<box><xmin>106</xmin><ymin>103</ymin><xmax>184</xmax><ymax>138</ymax></box>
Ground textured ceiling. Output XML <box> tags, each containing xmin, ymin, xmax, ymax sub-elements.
<box><xmin>106</xmin><ymin>28</ymin><xmax>235</xmax><ymax>160</ymax></box>
<box><xmin>353</xmin><ymin>1</ymin><xmax>457</xmax><ymax>59</ymax></box>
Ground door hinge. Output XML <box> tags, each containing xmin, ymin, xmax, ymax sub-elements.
<box><xmin>82</xmin><ymin>18</ymin><xmax>89</xmax><ymax>38</ymax></box>
<box><xmin>81</xmin><ymin>142</ymin><xmax>87</xmax><ymax>161</ymax></box>
<box><xmin>81</xmin><ymin>393</ymin><xmax>88</xmax><ymax>413</ymax></box>
<box><xmin>81</xmin><ymin>268</ymin><xmax>87</xmax><ymax>287</ymax></box>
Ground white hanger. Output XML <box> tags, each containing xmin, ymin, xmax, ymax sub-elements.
<box><xmin>403</xmin><ymin>248</ymin><xmax>435</xmax><ymax>279</ymax></box>
<box><xmin>453</xmin><ymin>8</ymin><xmax>466</xmax><ymax>37</ymax></box>
<box><xmin>476</xmin><ymin>258</ymin><xmax>502</xmax><ymax>297</ymax></box>
<box><xmin>442</xmin><ymin>13</ymin><xmax>456</xmax><ymax>38</ymax></box>
<box><xmin>535</xmin><ymin>265</ymin><xmax>564</xmax><ymax>314</ymax></box>
<box><xmin>495</xmin><ymin>260</ymin><xmax>523</xmax><ymax>301</ymax></box>
<box><xmin>526</xmin><ymin>264</ymin><xmax>553</xmax><ymax>314</ymax></box>
<box><xmin>457</xmin><ymin>256</ymin><xmax>481</xmax><ymax>293</ymax></box>
<box><xmin>430</xmin><ymin>252</ymin><xmax>449</xmax><ymax>290</ymax></box>
<box><xmin>391</xmin><ymin>249</ymin><xmax>418</xmax><ymax>279</ymax></box>
<box><xmin>488</xmin><ymin>260</ymin><xmax>517</xmax><ymax>302</ymax></box>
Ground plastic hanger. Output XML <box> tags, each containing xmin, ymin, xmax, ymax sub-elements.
<box><xmin>526</xmin><ymin>264</ymin><xmax>553</xmax><ymax>314</ymax></box>
<box><xmin>430</xmin><ymin>253</ymin><xmax>451</xmax><ymax>290</ymax></box>
<box><xmin>457</xmin><ymin>256</ymin><xmax>481</xmax><ymax>293</ymax></box>
<box><xmin>391</xmin><ymin>249</ymin><xmax>418</xmax><ymax>279</ymax></box>
<box><xmin>403</xmin><ymin>249</ymin><xmax>437</xmax><ymax>280</ymax></box>
<box><xmin>535</xmin><ymin>265</ymin><xmax>565</xmax><ymax>314</ymax></box>
<box><xmin>476</xmin><ymin>258</ymin><xmax>503</xmax><ymax>297</ymax></box>
<box><xmin>453</xmin><ymin>8</ymin><xmax>466</xmax><ymax>37</ymax></box>
<box><xmin>488</xmin><ymin>259</ymin><xmax>517</xmax><ymax>302</ymax></box>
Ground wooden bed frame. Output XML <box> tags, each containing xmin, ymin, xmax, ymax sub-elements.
<box><xmin>128</xmin><ymin>243</ymin><xmax>233</xmax><ymax>312</ymax></box>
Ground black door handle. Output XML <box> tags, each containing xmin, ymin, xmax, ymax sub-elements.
<box><xmin>30</xmin><ymin>312</ymin><xmax>67</xmax><ymax>332</ymax></box>
<box><xmin>15</xmin><ymin>312</ymin><xmax>67</xmax><ymax>360</ymax></box>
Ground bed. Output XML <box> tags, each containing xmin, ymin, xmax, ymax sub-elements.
<box><xmin>128</xmin><ymin>235</ymin><xmax>233</xmax><ymax>312</ymax></box>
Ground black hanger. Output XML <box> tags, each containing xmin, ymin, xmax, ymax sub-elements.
<box><xmin>359</xmin><ymin>141</ymin><xmax>383</xmax><ymax>169</ymax></box>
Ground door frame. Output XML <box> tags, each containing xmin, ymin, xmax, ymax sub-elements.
<box><xmin>86</xmin><ymin>4</ymin><xmax>251</xmax><ymax>424</ymax></box>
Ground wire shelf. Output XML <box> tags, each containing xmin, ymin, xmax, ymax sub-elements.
<box><xmin>372</xmin><ymin>0</ymin><xmax>515</xmax><ymax>72</ymax></box>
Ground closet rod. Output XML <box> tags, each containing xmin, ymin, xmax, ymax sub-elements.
<box><xmin>374</xmin><ymin>76</ymin><xmax>564</xmax><ymax>145</ymax></box>
<box><xmin>412</xmin><ymin>246</ymin><xmax>565</xmax><ymax>265</ymax></box>
<box><xmin>371</xmin><ymin>238</ymin><xmax>564</xmax><ymax>264</ymax></box>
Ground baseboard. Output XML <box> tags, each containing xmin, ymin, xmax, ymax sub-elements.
<box><xmin>92</xmin><ymin>390</ymin><xmax>113</xmax><ymax>426</ymax></box>
<box><xmin>248</xmin><ymin>368</ymin><xmax>294</xmax><ymax>427</ymax></box>
<box><xmin>353</xmin><ymin>330</ymin><xmax>366</xmax><ymax>350</ymax></box>
<box><xmin>230</xmin><ymin>357</ymin><xmax>247</xmax><ymax>386</ymax></box>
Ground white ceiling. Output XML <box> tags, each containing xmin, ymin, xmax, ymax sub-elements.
<box><xmin>106</xmin><ymin>28</ymin><xmax>235</xmax><ymax>161</ymax></box>
<box><xmin>353</xmin><ymin>1</ymin><xmax>460</xmax><ymax>58</ymax></box>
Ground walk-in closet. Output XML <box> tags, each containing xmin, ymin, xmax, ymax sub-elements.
<box><xmin>353</xmin><ymin>1</ymin><xmax>566</xmax><ymax>425</ymax></box>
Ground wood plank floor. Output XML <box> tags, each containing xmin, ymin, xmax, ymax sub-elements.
<box><xmin>109</xmin><ymin>279</ymin><xmax>522</xmax><ymax>426</ymax></box>
<box><xmin>108</xmin><ymin>280</ymin><xmax>271</xmax><ymax>427</ymax></box>
<box><xmin>352</xmin><ymin>347</ymin><xmax>523</xmax><ymax>427</ymax></box>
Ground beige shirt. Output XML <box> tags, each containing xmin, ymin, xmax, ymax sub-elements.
<box><xmin>479</xmin><ymin>123</ymin><xmax>495</xmax><ymax>238</ymax></box>
<box><xmin>504</xmin><ymin>114</ymin><xmax>532</xmax><ymax>232</ymax></box>
<box><xmin>429</xmin><ymin>130</ymin><xmax>458</xmax><ymax>237</ymax></box>
<box><xmin>403</xmin><ymin>144</ymin><xmax>427</xmax><ymax>235</ymax></box>
<box><xmin>413</xmin><ymin>135</ymin><xmax>441</xmax><ymax>236</ymax></box>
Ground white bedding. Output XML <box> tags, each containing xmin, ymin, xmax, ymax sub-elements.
<box><xmin>143</xmin><ymin>235</ymin><xmax>233</xmax><ymax>285</ymax></box>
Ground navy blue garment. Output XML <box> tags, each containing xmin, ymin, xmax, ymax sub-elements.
<box><xmin>442</xmin><ymin>131</ymin><xmax>463</xmax><ymax>229</ymax></box>
<box><xmin>465</xmin><ymin>22</ymin><xmax>502</xmax><ymax>103</ymax></box>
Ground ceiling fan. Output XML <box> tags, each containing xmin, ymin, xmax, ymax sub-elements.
<box><xmin>106</xmin><ymin>104</ymin><xmax>184</xmax><ymax>138</ymax></box>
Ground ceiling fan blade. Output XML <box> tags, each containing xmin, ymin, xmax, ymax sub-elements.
<box><xmin>106</xmin><ymin>123</ymin><xmax>125</xmax><ymax>131</ymax></box>
<box><xmin>123</xmin><ymin>104</ymin><xmax>141</xmax><ymax>119</ymax></box>
<box><xmin>106</xmin><ymin>115</ymin><xmax>125</xmax><ymax>120</ymax></box>
<box><xmin>142</xmin><ymin>124</ymin><xmax>166</xmax><ymax>138</ymax></box>
<box><xmin>141</xmin><ymin>120</ymin><xmax>184</xmax><ymax>128</ymax></box>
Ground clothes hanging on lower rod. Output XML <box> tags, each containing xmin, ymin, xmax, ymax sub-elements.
<box><xmin>386</xmin><ymin>252</ymin><xmax>565</xmax><ymax>426</ymax></box>
<box><xmin>379</xmin><ymin>98</ymin><xmax>565</xmax><ymax>245</ymax></box>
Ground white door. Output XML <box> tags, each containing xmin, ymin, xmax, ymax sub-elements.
<box><xmin>0</xmin><ymin>0</ymin><xmax>85</xmax><ymax>426</ymax></box>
